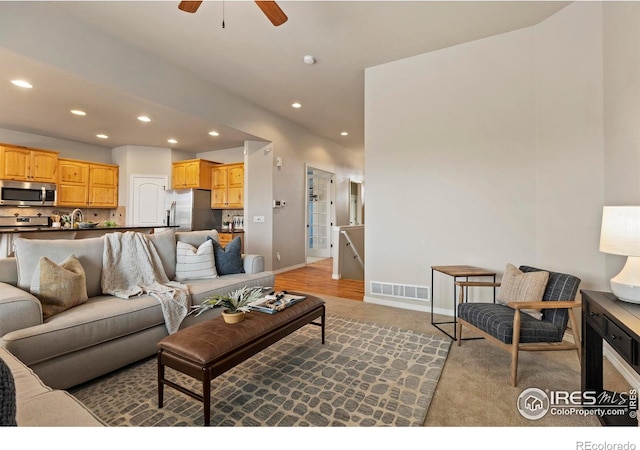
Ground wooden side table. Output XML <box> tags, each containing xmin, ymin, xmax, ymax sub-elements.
<box><xmin>430</xmin><ymin>265</ymin><xmax>496</xmax><ymax>340</ymax></box>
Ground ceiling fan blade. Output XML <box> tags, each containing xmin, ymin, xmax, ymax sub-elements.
<box><xmin>178</xmin><ymin>1</ymin><xmax>203</xmax><ymax>13</ymax></box>
<box><xmin>255</xmin><ymin>1</ymin><xmax>288</xmax><ymax>26</ymax></box>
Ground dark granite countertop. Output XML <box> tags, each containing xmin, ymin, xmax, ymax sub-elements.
<box><xmin>0</xmin><ymin>225</ymin><xmax>178</xmax><ymax>234</ymax></box>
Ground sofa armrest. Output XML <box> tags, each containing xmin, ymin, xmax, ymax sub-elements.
<box><xmin>0</xmin><ymin>283</ymin><xmax>42</xmax><ymax>337</ymax></box>
<box><xmin>242</xmin><ymin>254</ymin><xmax>265</xmax><ymax>274</ymax></box>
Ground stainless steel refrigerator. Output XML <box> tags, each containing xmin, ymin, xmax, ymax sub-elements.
<box><xmin>164</xmin><ymin>189</ymin><xmax>220</xmax><ymax>231</ymax></box>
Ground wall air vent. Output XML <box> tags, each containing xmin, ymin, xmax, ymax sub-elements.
<box><xmin>370</xmin><ymin>281</ymin><xmax>430</xmax><ymax>302</ymax></box>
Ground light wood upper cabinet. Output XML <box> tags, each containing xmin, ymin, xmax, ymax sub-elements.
<box><xmin>211</xmin><ymin>163</ymin><xmax>244</xmax><ymax>209</ymax></box>
<box><xmin>57</xmin><ymin>159</ymin><xmax>89</xmax><ymax>207</ymax></box>
<box><xmin>88</xmin><ymin>164</ymin><xmax>118</xmax><ymax>208</ymax></box>
<box><xmin>0</xmin><ymin>145</ymin><xmax>58</xmax><ymax>183</ymax></box>
<box><xmin>172</xmin><ymin>159</ymin><xmax>219</xmax><ymax>189</ymax></box>
<box><xmin>57</xmin><ymin>158</ymin><xmax>118</xmax><ymax>208</ymax></box>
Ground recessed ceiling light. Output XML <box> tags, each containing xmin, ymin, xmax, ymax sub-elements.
<box><xmin>11</xmin><ymin>79</ymin><xmax>33</xmax><ymax>89</ymax></box>
<box><xmin>70</xmin><ymin>110</ymin><xmax>87</xmax><ymax>116</ymax></box>
<box><xmin>208</xmin><ymin>131</ymin><xmax>220</xmax><ymax>137</ymax></box>
<box><xmin>168</xmin><ymin>139</ymin><xmax>178</xmax><ymax>144</ymax></box>
<box><xmin>137</xmin><ymin>115</ymin><xmax>151</xmax><ymax>122</ymax></box>
<box><xmin>292</xmin><ymin>102</ymin><xmax>302</xmax><ymax>109</ymax></box>
<box><xmin>96</xmin><ymin>134</ymin><xmax>109</xmax><ymax>139</ymax></box>
<box><xmin>341</xmin><ymin>132</ymin><xmax>349</xmax><ymax>136</ymax></box>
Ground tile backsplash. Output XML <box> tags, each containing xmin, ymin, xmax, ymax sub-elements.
<box><xmin>0</xmin><ymin>206</ymin><xmax>123</xmax><ymax>225</ymax></box>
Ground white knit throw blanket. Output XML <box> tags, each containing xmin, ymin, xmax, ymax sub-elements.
<box><xmin>101</xmin><ymin>231</ymin><xmax>188</xmax><ymax>334</ymax></box>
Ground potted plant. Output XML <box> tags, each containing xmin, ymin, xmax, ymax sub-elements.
<box><xmin>190</xmin><ymin>286</ymin><xmax>265</xmax><ymax>324</ymax></box>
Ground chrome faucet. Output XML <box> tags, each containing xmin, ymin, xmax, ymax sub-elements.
<box><xmin>70</xmin><ymin>209</ymin><xmax>84</xmax><ymax>228</ymax></box>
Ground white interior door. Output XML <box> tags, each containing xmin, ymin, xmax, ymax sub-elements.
<box><xmin>307</xmin><ymin>167</ymin><xmax>334</xmax><ymax>259</ymax></box>
<box><xmin>131</xmin><ymin>175</ymin><xmax>167</xmax><ymax>227</ymax></box>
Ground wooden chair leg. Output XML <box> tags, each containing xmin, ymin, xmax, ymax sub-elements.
<box><xmin>510</xmin><ymin>310</ymin><xmax>522</xmax><ymax>387</ymax></box>
<box><xmin>568</xmin><ymin>308</ymin><xmax>581</xmax><ymax>362</ymax></box>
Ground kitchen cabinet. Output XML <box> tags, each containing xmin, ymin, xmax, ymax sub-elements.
<box><xmin>88</xmin><ymin>163</ymin><xmax>118</xmax><ymax>208</ymax></box>
<box><xmin>211</xmin><ymin>163</ymin><xmax>244</xmax><ymax>209</ymax></box>
<box><xmin>172</xmin><ymin>159</ymin><xmax>219</xmax><ymax>189</ymax></box>
<box><xmin>57</xmin><ymin>159</ymin><xmax>89</xmax><ymax>207</ymax></box>
<box><xmin>57</xmin><ymin>158</ymin><xmax>118</xmax><ymax>208</ymax></box>
<box><xmin>0</xmin><ymin>145</ymin><xmax>58</xmax><ymax>183</ymax></box>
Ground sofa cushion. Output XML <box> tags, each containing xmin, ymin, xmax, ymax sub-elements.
<box><xmin>14</xmin><ymin>237</ymin><xmax>104</xmax><ymax>298</ymax></box>
<box><xmin>209</xmin><ymin>236</ymin><xmax>245</xmax><ymax>275</ymax></box>
<box><xmin>175</xmin><ymin>240</ymin><xmax>217</xmax><ymax>281</ymax></box>
<box><xmin>145</xmin><ymin>229</ymin><xmax>177</xmax><ymax>280</ymax></box>
<box><xmin>497</xmin><ymin>263</ymin><xmax>548</xmax><ymax>320</ymax></box>
<box><xmin>2</xmin><ymin>294</ymin><xmax>166</xmax><ymax>367</ymax></box>
<box><xmin>176</xmin><ymin>229</ymin><xmax>219</xmax><ymax>248</ymax></box>
<box><xmin>30</xmin><ymin>254</ymin><xmax>89</xmax><ymax>320</ymax></box>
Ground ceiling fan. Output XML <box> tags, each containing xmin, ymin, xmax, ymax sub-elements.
<box><xmin>178</xmin><ymin>1</ymin><xmax>288</xmax><ymax>27</ymax></box>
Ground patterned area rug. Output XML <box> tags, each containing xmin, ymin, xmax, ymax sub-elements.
<box><xmin>70</xmin><ymin>314</ymin><xmax>451</xmax><ymax>426</ymax></box>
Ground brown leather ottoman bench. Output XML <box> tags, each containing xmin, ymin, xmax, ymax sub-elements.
<box><xmin>157</xmin><ymin>294</ymin><xmax>325</xmax><ymax>426</ymax></box>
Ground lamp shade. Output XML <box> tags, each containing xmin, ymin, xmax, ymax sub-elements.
<box><xmin>599</xmin><ymin>206</ymin><xmax>640</xmax><ymax>256</ymax></box>
<box><xmin>600</xmin><ymin>206</ymin><xmax>640</xmax><ymax>304</ymax></box>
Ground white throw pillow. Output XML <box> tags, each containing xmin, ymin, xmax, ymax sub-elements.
<box><xmin>497</xmin><ymin>263</ymin><xmax>549</xmax><ymax>320</ymax></box>
<box><xmin>175</xmin><ymin>240</ymin><xmax>217</xmax><ymax>281</ymax></box>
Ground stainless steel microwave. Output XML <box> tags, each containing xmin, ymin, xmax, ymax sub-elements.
<box><xmin>0</xmin><ymin>180</ymin><xmax>56</xmax><ymax>206</ymax></box>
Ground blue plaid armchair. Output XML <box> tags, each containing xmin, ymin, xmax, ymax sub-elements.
<box><xmin>456</xmin><ymin>266</ymin><xmax>581</xmax><ymax>386</ymax></box>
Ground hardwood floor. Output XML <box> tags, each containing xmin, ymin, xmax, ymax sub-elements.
<box><xmin>273</xmin><ymin>258</ymin><xmax>364</xmax><ymax>301</ymax></box>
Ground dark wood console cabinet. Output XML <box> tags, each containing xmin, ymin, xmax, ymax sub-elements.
<box><xmin>581</xmin><ymin>290</ymin><xmax>639</xmax><ymax>426</ymax></box>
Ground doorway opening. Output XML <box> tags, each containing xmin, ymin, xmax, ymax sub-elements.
<box><xmin>305</xmin><ymin>165</ymin><xmax>335</xmax><ymax>264</ymax></box>
<box><xmin>349</xmin><ymin>179</ymin><xmax>364</xmax><ymax>225</ymax></box>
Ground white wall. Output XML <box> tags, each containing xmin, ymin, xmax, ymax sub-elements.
<box><xmin>366</xmin><ymin>28</ymin><xmax>536</xmax><ymax>312</ymax></box>
<box><xmin>244</xmin><ymin>141</ymin><xmax>273</xmax><ymax>268</ymax></box>
<box><xmin>197</xmin><ymin>147</ymin><xmax>245</xmax><ymax>164</ymax></box>
<box><xmin>533</xmin><ymin>2</ymin><xmax>606</xmax><ymax>290</ymax></box>
<box><xmin>603</xmin><ymin>2</ymin><xmax>640</xmax><ymax>283</ymax></box>
<box><xmin>365</xmin><ymin>1</ymin><xmax>606</xmax><ymax>312</ymax></box>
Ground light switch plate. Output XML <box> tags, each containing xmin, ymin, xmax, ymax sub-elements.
<box><xmin>253</xmin><ymin>216</ymin><xmax>265</xmax><ymax>223</ymax></box>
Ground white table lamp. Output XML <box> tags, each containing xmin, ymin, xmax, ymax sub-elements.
<box><xmin>600</xmin><ymin>206</ymin><xmax>640</xmax><ymax>304</ymax></box>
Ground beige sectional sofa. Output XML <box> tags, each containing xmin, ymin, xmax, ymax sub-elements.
<box><xmin>1</xmin><ymin>346</ymin><xmax>103</xmax><ymax>426</ymax></box>
<box><xmin>0</xmin><ymin>228</ymin><xmax>274</xmax><ymax>392</ymax></box>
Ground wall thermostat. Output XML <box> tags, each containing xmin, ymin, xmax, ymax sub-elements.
<box><xmin>273</xmin><ymin>200</ymin><xmax>286</xmax><ymax>208</ymax></box>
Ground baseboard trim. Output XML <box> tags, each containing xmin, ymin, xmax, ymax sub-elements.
<box><xmin>364</xmin><ymin>295</ymin><xmax>430</xmax><ymax>312</ymax></box>
<box><xmin>603</xmin><ymin>342</ymin><xmax>640</xmax><ymax>390</ymax></box>
<box><xmin>271</xmin><ymin>263</ymin><xmax>307</xmax><ymax>275</ymax></box>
